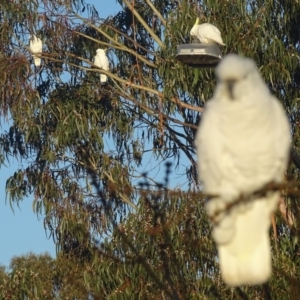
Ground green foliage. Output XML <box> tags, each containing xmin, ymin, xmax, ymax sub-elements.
<box><xmin>1</xmin><ymin>0</ymin><xmax>300</xmax><ymax>298</ymax></box>
<box><xmin>0</xmin><ymin>253</ymin><xmax>54</xmax><ymax>300</ymax></box>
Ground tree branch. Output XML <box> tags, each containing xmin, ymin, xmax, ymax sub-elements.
<box><xmin>74</xmin><ymin>30</ymin><xmax>156</xmax><ymax>68</ymax></box>
<box><xmin>208</xmin><ymin>181</ymin><xmax>300</xmax><ymax>224</ymax></box>
<box><xmin>31</xmin><ymin>48</ymin><xmax>203</xmax><ymax>115</ymax></box>
<box><xmin>122</xmin><ymin>0</ymin><xmax>164</xmax><ymax>48</ymax></box>
<box><xmin>113</xmin><ymin>87</ymin><xmax>198</xmax><ymax>130</ymax></box>
<box><xmin>61</xmin><ymin>57</ymin><xmax>204</xmax><ymax>113</ymax></box>
<box><xmin>145</xmin><ymin>0</ymin><xmax>167</xmax><ymax>26</ymax></box>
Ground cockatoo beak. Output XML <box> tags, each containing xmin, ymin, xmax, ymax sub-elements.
<box><xmin>225</xmin><ymin>79</ymin><xmax>236</xmax><ymax>100</ymax></box>
<box><xmin>195</xmin><ymin>17</ymin><xmax>200</xmax><ymax>25</ymax></box>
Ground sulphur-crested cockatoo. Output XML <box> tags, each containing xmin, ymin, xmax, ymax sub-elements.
<box><xmin>29</xmin><ymin>35</ymin><xmax>43</xmax><ymax>66</ymax></box>
<box><xmin>195</xmin><ymin>54</ymin><xmax>290</xmax><ymax>286</ymax></box>
<box><xmin>94</xmin><ymin>49</ymin><xmax>109</xmax><ymax>83</ymax></box>
<box><xmin>190</xmin><ymin>17</ymin><xmax>225</xmax><ymax>46</ymax></box>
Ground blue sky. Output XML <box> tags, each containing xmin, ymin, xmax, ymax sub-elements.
<box><xmin>0</xmin><ymin>1</ymin><xmax>121</xmax><ymax>268</ymax></box>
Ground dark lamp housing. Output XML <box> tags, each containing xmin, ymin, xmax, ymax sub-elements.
<box><xmin>176</xmin><ymin>43</ymin><xmax>222</xmax><ymax>68</ymax></box>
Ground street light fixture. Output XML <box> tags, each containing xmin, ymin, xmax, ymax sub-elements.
<box><xmin>176</xmin><ymin>43</ymin><xmax>222</xmax><ymax>68</ymax></box>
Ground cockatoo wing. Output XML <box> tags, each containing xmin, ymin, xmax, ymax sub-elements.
<box><xmin>94</xmin><ymin>54</ymin><xmax>101</xmax><ymax>68</ymax></box>
<box><xmin>98</xmin><ymin>55</ymin><xmax>109</xmax><ymax>70</ymax></box>
<box><xmin>29</xmin><ymin>35</ymin><xmax>43</xmax><ymax>66</ymax></box>
<box><xmin>94</xmin><ymin>50</ymin><xmax>109</xmax><ymax>83</ymax></box>
<box><xmin>195</xmin><ymin>54</ymin><xmax>290</xmax><ymax>286</ymax></box>
<box><xmin>198</xmin><ymin>96</ymin><xmax>289</xmax><ymax>203</ymax></box>
<box><xmin>198</xmin><ymin>23</ymin><xmax>225</xmax><ymax>46</ymax></box>
<box><xmin>99</xmin><ymin>54</ymin><xmax>109</xmax><ymax>83</ymax></box>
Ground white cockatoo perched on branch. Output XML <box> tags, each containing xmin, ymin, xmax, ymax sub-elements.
<box><xmin>190</xmin><ymin>17</ymin><xmax>225</xmax><ymax>46</ymax></box>
<box><xmin>195</xmin><ymin>54</ymin><xmax>290</xmax><ymax>286</ymax></box>
<box><xmin>94</xmin><ymin>49</ymin><xmax>109</xmax><ymax>83</ymax></box>
<box><xmin>29</xmin><ymin>35</ymin><xmax>43</xmax><ymax>66</ymax></box>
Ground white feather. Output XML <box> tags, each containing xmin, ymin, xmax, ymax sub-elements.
<box><xmin>29</xmin><ymin>35</ymin><xmax>42</xmax><ymax>66</ymax></box>
<box><xmin>94</xmin><ymin>49</ymin><xmax>109</xmax><ymax>83</ymax></box>
<box><xmin>190</xmin><ymin>18</ymin><xmax>225</xmax><ymax>46</ymax></box>
<box><xmin>195</xmin><ymin>54</ymin><xmax>290</xmax><ymax>286</ymax></box>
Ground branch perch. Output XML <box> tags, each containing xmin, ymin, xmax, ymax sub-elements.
<box><xmin>207</xmin><ymin>181</ymin><xmax>300</xmax><ymax>224</ymax></box>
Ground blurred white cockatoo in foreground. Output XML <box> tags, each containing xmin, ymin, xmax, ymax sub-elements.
<box><xmin>190</xmin><ymin>17</ymin><xmax>225</xmax><ymax>46</ymax></box>
<box><xmin>195</xmin><ymin>54</ymin><xmax>290</xmax><ymax>286</ymax></box>
<box><xmin>29</xmin><ymin>35</ymin><xmax>43</xmax><ymax>66</ymax></box>
<box><xmin>94</xmin><ymin>49</ymin><xmax>109</xmax><ymax>83</ymax></box>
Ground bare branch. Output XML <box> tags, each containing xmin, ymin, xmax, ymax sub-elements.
<box><xmin>40</xmin><ymin>53</ymin><xmax>204</xmax><ymax>114</ymax></box>
<box><xmin>122</xmin><ymin>0</ymin><xmax>164</xmax><ymax>48</ymax></box>
<box><xmin>208</xmin><ymin>181</ymin><xmax>300</xmax><ymax>224</ymax></box>
<box><xmin>145</xmin><ymin>0</ymin><xmax>167</xmax><ymax>26</ymax></box>
<box><xmin>74</xmin><ymin>30</ymin><xmax>156</xmax><ymax>68</ymax></box>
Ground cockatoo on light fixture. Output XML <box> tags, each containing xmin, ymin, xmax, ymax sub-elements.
<box><xmin>195</xmin><ymin>54</ymin><xmax>290</xmax><ymax>286</ymax></box>
<box><xmin>94</xmin><ymin>49</ymin><xmax>109</xmax><ymax>83</ymax></box>
<box><xmin>29</xmin><ymin>35</ymin><xmax>43</xmax><ymax>66</ymax></box>
<box><xmin>190</xmin><ymin>17</ymin><xmax>225</xmax><ymax>46</ymax></box>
